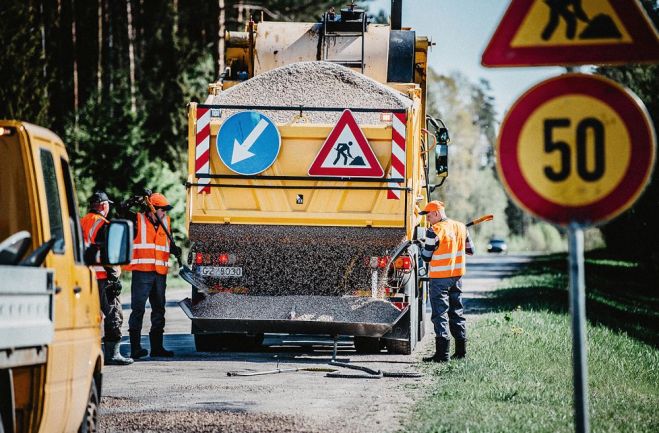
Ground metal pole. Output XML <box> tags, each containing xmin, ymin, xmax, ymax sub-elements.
<box><xmin>568</xmin><ymin>222</ymin><xmax>590</xmax><ymax>433</ymax></box>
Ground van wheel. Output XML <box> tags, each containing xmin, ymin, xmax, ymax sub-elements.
<box><xmin>78</xmin><ymin>380</ymin><xmax>99</xmax><ymax>433</ymax></box>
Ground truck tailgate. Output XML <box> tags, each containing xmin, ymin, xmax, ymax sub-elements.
<box><xmin>0</xmin><ymin>265</ymin><xmax>54</xmax><ymax>350</ymax></box>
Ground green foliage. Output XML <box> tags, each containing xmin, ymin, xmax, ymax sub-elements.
<box><xmin>508</xmin><ymin>222</ymin><xmax>565</xmax><ymax>253</ymax></box>
<box><xmin>0</xmin><ymin>2</ymin><xmax>51</xmax><ymax>125</ymax></box>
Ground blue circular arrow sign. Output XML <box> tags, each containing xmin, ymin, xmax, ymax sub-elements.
<box><xmin>216</xmin><ymin>111</ymin><xmax>281</xmax><ymax>175</ymax></box>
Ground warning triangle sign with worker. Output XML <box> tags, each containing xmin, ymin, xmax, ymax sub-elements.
<box><xmin>308</xmin><ymin>109</ymin><xmax>384</xmax><ymax>178</ymax></box>
<box><xmin>481</xmin><ymin>0</ymin><xmax>659</xmax><ymax>67</ymax></box>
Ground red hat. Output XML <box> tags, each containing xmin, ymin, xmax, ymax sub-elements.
<box><xmin>419</xmin><ymin>200</ymin><xmax>445</xmax><ymax>215</ymax></box>
<box><xmin>148</xmin><ymin>193</ymin><xmax>173</xmax><ymax>211</ymax></box>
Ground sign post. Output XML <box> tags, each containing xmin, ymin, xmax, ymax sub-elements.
<box><xmin>568</xmin><ymin>222</ymin><xmax>588</xmax><ymax>433</ymax></box>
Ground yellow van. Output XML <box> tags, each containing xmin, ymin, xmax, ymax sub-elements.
<box><xmin>0</xmin><ymin>120</ymin><xmax>132</xmax><ymax>433</ymax></box>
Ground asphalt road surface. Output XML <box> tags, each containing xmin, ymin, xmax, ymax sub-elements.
<box><xmin>100</xmin><ymin>254</ymin><xmax>531</xmax><ymax>433</ymax></box>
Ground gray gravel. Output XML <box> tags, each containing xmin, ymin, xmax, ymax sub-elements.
<box><xmin>100</xmin><ymin>410</ymin><xmax>321</xmax><ymax>433</ymax></box>
<box><xmin>192</xmin><ymin>294</ymin><xmax>401</xmax><ymax>324</ymax></box>
<box><xmin>209</xmin><ymin>61</ymin><xmax>411</xmax><ymax>124</ymax></box>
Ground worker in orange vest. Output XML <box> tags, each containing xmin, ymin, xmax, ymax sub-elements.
<box><xmin>119</xmin><ymin>191</ymin><xmax>181</xmax><ymax>359</ymax></box>
<box><xmin>81</xmin><ymin>191</ymin><xmax>133</xmax><ymax>365</ymax></box>
<box><xmin>419</xmin><ymin>200</ymin><xmax>474</xmax><ymax>362</ymax></box>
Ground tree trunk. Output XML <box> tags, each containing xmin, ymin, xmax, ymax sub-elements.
<box><xmin>71</xmin><ymin>0</ymin><xmax>79</xmax><ymax>149</ymax></box>
<box><xmin>218</xmin><ymin>0</ymin><xmax>225</xmax><ymax>78</ymax></box>
<box><xmin>97</xmin><ymin>0</ymin><xmax>103</xmax><ymax>102</ymax></box>
<box><xmin>126</xmin><ymin>0</ymin><xmax>136</xmax><ymax>114</ymax></box>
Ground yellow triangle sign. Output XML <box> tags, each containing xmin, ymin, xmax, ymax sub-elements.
<box><xmin>482</xmin><ymin>0</ymin><xmax>659</xmax><ymax>67</ymax></box>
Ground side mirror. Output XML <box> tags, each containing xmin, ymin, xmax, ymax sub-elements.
<box><xmin>84</xmin><ymin>219</ymin><xmax>133</xmax><ymax>266</ymax></box>
<box><xmin>435</xmin><ymin>127</ymin><xmax>449</xmax><ymax>177</ymax></box>
<box><xmin>102</xmin><ymin>220</ymin><xmax>134</xmax><ymax>265</ymax></box>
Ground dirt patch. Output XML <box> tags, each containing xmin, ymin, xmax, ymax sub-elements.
<box><xmin>100</xmin><ymin>410</ymin><xmax>321</xmax><ymax>433</ymax></box>
<box><xmin>100</xmin><ymin>396</ymin><xmax>138</xmax><ymax>410</ymax></box>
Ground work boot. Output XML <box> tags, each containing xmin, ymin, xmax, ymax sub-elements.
<box><xmin>423</xmin><ymin>337</ymin><xmax>450</xmax><ymax>363</ymax></box>
<box><xmin>453</xmin><ymin>339</ymin><xmax>466</xmax><ymax>359</ymax></box>
<box><xmin>104</xmin><ymin>341</ymin><xmax>134</xmax><ymax>366</ymax></box>
<box><xmin>130</xmin><ymin>331</ymin><xmax>148</xmax><ymax>359</ymax></box>
<box><xmin>149</xmin><ymin>332</ymin><xmax>174</xmax><ymax>357</ymax></box>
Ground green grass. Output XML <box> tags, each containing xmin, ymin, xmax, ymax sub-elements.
<box><xmin>403</xmin><ymin>252</ymin><xmax>659</xmax><ymax>433</ymax></box>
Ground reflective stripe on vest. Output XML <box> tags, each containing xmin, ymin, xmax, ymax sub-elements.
<box><xmin>428</xmin><ymin>219</ymin><xmax>467</xmax><ymax>279</ymax></box>
<box><xmin>80</xmin><ymin>212</ymin><xmax>109</xmax><ymax>280</ymax></box>
<box><xmin>130</xmin><ymin>213</ymin><xmax>171</xmax><ymax>275</ymax></box>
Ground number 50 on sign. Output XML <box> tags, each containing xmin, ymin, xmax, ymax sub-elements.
<box><xmin>497</xmin><ymin>74</ymin><xmax>656</xmax><ymax>226</ymax></box>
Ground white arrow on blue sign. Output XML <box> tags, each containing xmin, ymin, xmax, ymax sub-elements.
<box><xmin>216</xmin><ymin>111</ymin><xmax>281</xmax><ymax>175</ymax></box>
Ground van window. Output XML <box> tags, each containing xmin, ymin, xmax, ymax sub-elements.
<box><xmin>0</xmin><ymin>131</ymin><xmax>32</xmax><ymax>243</ymax></box>
<box><xmin>61</xmin><ymin>158</ymin><xmax>84</xmax><ymax>263</ymax></box>
<box><xmin>40</xmin><ymin>149</ymin><xmax>65</xmax><ymax>254</ymax></box>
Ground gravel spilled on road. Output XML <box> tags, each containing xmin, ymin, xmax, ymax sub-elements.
<box><xmin>100</xmin><ymin>410</ymin><xmax>321</xmax><ymax>433</ymax></box>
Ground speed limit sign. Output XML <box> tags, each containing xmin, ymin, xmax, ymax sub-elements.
<box><xmin>497</xmin><ymin>73</ymin><xmax>656</xmax><ymax>226</ymax></box>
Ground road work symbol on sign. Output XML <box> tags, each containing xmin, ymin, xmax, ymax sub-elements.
<box><xmin>308</xmin><ymin>109</ymin><xmax>384</xmax><ymax>178</ymax></box>
<box><xmin>496</xmin><ymin>73</ymin><xmax>656</xmax><ymax>226</ymax></box>
<box><xmin>217</xmin><ymin>111</ymin><xmax>281</xmax><ymax>176</ymax></box>
<box><xmin>481</xmin><ymin>0</ymin><xmax>659</xmax><ymax>67</ymax></box>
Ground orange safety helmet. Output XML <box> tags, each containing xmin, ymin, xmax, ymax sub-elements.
<box><xmin>148</xmin><ymin>193</ymin><xmax>173</xmax><ymax>211</ymax></box>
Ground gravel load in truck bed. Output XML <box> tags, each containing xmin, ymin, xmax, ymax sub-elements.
<box><xmin>208</xmin><ymin>61</ymin><xmax>412</xmax><ymax>124</ymax></box>
<box><xmin>189</xmin><ymin>224</ymin><xmax>406</xmax><ymax>297</ymax></box>
<box><xmin>191</xmin><ymin>294</ymin><xmax>402</xmax><ymax>324</ymax></box>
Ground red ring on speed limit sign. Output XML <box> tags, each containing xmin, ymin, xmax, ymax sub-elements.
<box><xmin>497</xmin><ymin>73</ymin><xmax>656</xmax><ymax>226</ymax></box>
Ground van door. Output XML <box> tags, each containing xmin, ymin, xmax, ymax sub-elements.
<box><xmin>59</xmin><ymin>155</ymin><xmax>101</xmax><ymax>431</ymax></box>
<box><xmin>33</xmin><ymin>145</ymin><xmax>72</xmax><ymax>432</ymax></box>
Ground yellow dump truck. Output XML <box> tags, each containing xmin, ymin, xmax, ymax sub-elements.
<box><xmin>180</xmin><ymin>5</ymin><xmax>449</xmax><ymax>354</ymax></box>
<box><xmin>0</xmin><ymin>121</ymin><xmax>133</xmax><ymax>432</ymax></box>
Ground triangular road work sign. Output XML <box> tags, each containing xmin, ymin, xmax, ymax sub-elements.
<box><xmin>308</xmin><ymin>109</ymin><xmax>384</xmax><ymax>178</ymax></box>
<box><xmin>482</xmin><ymin>0</ymin><xmax>659</xmax><ymax>67</ymax></box>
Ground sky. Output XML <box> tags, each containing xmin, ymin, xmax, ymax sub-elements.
<box><xmin>366</xmin><ymin>0</ymin><xmax>565</xmax><ymax>121</ymax></box>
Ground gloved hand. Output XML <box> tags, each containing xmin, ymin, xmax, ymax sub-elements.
<box><xmin>424</xmin><ymin>227</ymin><xmax>438</xmax><ymax>249</ymax></box>
<box><xmin>170</xmin><ymin>244</ymin><xmax>182</xmax><ymax>258</ymax></box>
<box><xmin>105</xmin><ymin>279</ymin><xmax>123</xmax><ymax>297</ymax></box>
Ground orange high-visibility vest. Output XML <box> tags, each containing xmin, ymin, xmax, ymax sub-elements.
<box><xmin>130</xmin><ymin>213</ymin><xmax>171</xmax><ymax>275</ymax></box>
<box><xmin>428</xmin><ymin>219</ymin><xmax>467</xmax><ymax>279</ymax></box>
<box><xmin>81</xmin><ymin>212</ymin><xmax>109</xmax><ymax>280</ymax></box>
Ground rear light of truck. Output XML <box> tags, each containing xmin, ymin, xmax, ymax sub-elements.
<box><xmin>393</xmin><ymin>256</ymin><xmax>412</xmax><ymax>270</ymax></box>
<box><xmin>194</xmin><ymin>252</ymin><xmax>237</xmax><ymax>265</ymax></box>
<box><xmin>366</xmin><ymin>256</ymin><xmax>390</xmax><ymax>269</ymax></box>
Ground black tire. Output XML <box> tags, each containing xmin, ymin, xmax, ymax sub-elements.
<box><xmin>195</xmin><ymin>333</ymin><xmax>264</xmax><ymax>352</ymax></box>
<box><xmin>78</xmin><ymin>379</ymin><xmax>99</xmax><ymax>433</ymax></box>
<box><xmin>353</xmin><ymin>336</ymin><xmax>382</xmax><ymax>354</ymax></box>
<box><xmin>386</xmin><ymin>338</ymin><xmax>412</xmax><ymax>355</ymax></box>
<box><xmin>195</xmin><ymin>334</ymin><xmax>222</xmax><ymax>352</ymax></box>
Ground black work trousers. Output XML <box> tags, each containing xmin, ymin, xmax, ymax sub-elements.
<box><xmin>428</xmin><ymin>276</ymin><xmax>467</xmax><ymax>341</ymax></box>
<box><xmin>99</xmin><ymin>279</ymin><xmax>124</xmax><ymax>342</ymax></box>
<box><xmin>128</xmin><ymin>270</ymin><xmax>167</xmax><ymax>335</ymax></box>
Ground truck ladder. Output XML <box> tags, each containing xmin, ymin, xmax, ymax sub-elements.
<box><xmin>321</xmin><ymin>6</ymin><xmax>367</xmax><ymax>73</ymax></box>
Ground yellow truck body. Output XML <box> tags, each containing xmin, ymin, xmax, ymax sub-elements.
<box><xmin>185</xmin><ymin>89</ymin><xmax>425</xmax><ymax>235</ymax></box>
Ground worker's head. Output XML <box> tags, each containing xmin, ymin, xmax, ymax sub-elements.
<box><xmin>89</xmin><ymin>190</ymin><xmax>113</xmax><ymax>217</ymax></box>
<box><xmin>148</xmin><ymin>193</ymin><xmax>173</xmax><ymax>220</ymax></box>
<box><xmin>419</xmin><ymin>200</ymin><xmax>446</xmax><ymax>224</ymax></box>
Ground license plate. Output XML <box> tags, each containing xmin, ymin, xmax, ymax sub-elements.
<box><xmin>197</xmin><ymin>266</ymin><xmax>243</xmax><ymax>278</ymax></box>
